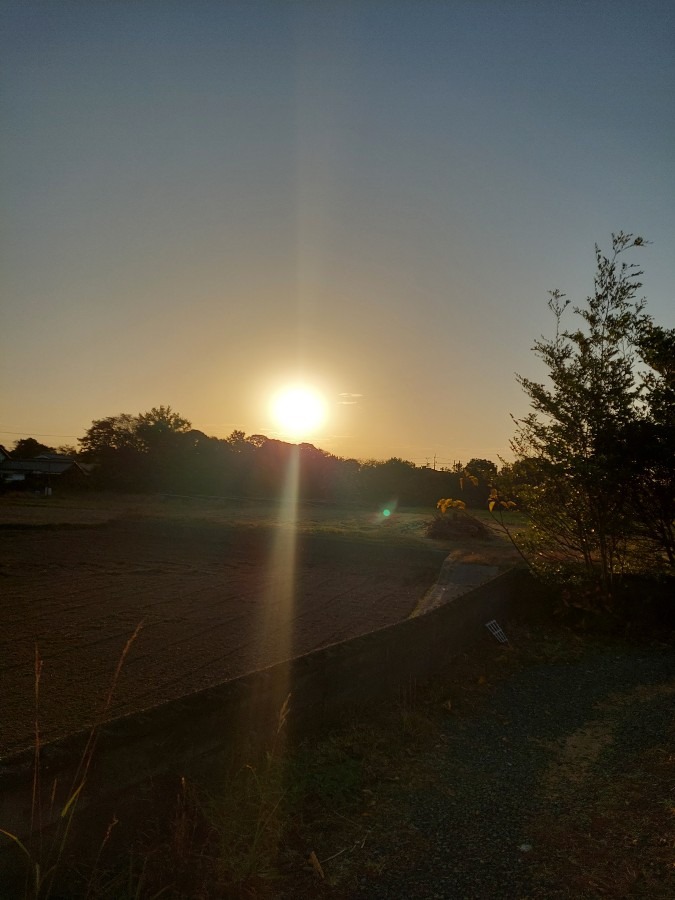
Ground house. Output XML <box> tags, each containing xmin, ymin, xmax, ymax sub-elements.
<box><xmin>0</xmin><ymin>451</ymin><xmax>90</xmax><ymax>493</ymax></box>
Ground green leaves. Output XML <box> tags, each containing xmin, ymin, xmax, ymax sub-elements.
<box><xmin>510</xmin><ymin>234</ymin><xmax>673</xmax><ymax>596</ymax></box>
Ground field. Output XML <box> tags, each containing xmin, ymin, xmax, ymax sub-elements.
<box><xmin>0</xmin><ymin>493</ymin><xmax>519</xmax><ymax>757</ymax></box>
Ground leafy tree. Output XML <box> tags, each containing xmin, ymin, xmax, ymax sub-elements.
<box><xmin>77</xmin><ymin>408</ymin><xmax>189</xmax><ymax>490</ymax></box>
<box><xmin>225</xmin><ymin>430</ymin><xmax>250</xmax><ymax>452</ymax></box>
<box><xmin>465</xmin><ymin>458</ymin><xmax>498</xmax><ymax>488</ymax></box>
<box><xmin>625</xmin><ymin>323</ymin><xmax>675</xmax><ymax>565</ymax></box>
<box><xmin>12</xmin><ymin>437</ymin><xmax>56</xmax><ymax>458</ymax></box>
<box><xmin>80</xmin><ymin>408</ymin><xmax>191</xmax><ymax>458</ymax></box>
<box><xmin>359</xmin><ymin>457</ymin><xmax>418</xmax><ymax>503</ymax></box>
<box><xmin>511</xmin><ymin>233</ymin><xmax>653</xmax><ymax>596</ymax></box>
<box><xmin>498</xmin><ymin>457</ymin><xmax>546</xmax><ymax>492</ymax></box>
<box><xmin>135</xmin><ymin>406</ymin><xmax>191</xmax><ymax>451</ymax></box>
<box><xmin>77</xmin><ymin>413</ymin><xmax>144</xmax><ymax>489</ymax></box>
<box><xmin>78</xmin><ymin>414</ymin><xmax>142</xmax><ymax>458</ymax></box>
<box><xmin>460</xmin><ymin>458</ymin><xmax>498</xmax><ymax>508</ymax></box>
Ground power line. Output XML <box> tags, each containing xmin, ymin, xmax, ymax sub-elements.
<box><xmin>0</xmin><ymin>428</ymin><xmax>80</xmax><ymax>438</ymax></box>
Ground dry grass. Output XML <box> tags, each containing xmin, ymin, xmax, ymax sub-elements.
<box><xmin>5</xmin><ymin>618</ymin><xmax>673</xmax><ymax>898</ymax></box>
<box><xmin>0</xmin><ymin>492</ymin><xmax>521</xmax><ymax>565</ymax></box>
<box><xmin>1</xmin><ymin>625</ymin><xmax>143</xmax><ymax>900</ymax></box>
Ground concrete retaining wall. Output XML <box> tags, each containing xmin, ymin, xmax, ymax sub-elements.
<box><xmin>0</xmin><ymin>567</ymin><xmax>533</xmax><ymax>857</ymax></box>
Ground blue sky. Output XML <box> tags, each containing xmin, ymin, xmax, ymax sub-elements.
<box><xmin>2</xmin><ymin>1</ymin><xmax>673</xmax><ymax>464</ymax></box>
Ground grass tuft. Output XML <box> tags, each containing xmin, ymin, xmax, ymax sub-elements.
<box><xmin>1</xmin><ymin>624</ymin><xmax>143</xmax><ymax>899</ymax></box>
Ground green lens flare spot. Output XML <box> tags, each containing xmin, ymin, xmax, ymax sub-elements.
<box><xmin>382</xmin><ymin>508</ymin><xmax>391</xmax><ymax>517</ymax></box>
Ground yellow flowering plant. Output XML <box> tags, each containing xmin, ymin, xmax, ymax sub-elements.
<box><xmin>436</xmin><ymin>498</ymin><xmax>466</xmax><ymax>513</ymax></box>
<box><xmin>427</xmin><ymin>495</ymin><xmax>490</xmax><ymax>539</ymax></box>
<box><xmin>487</xmin><ymin>489</ymin><xmax>517</xmax><ymax>513</ymax></box>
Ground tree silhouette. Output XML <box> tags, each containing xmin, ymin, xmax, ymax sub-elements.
<box><xmin>465</xmin><ymin>458</ymin><xmax>498</xmax><ymax>485</ymax></box>
<box><xmin>79</xmin><ymin>414</ymin><xmax>142</xmax><ymax>457</ymax></box>
<box><xmin>12</xmin><ymin>438</ymin><xmax>56</xmax><ymax>459</ymax></box>
<box><xmin>136</xmin><ymin>406</ymin><xmax>191</xmax><ymax>451</ymax></box>
<box><xmin>511</xmin><ymin>233</ymin><xmax>673</xmax><ymax>594</ymax></box>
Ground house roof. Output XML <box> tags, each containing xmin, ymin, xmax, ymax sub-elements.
<box><xmin>0</xmin><ymin>458</ymin><xmax>87</xmax><ymax>476</ymax></box>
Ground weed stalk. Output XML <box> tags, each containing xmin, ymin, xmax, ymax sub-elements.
<box><xmin>1</xmin><ymin>622</ymin><xmax>143</xmax><ymax>899</ymax></box>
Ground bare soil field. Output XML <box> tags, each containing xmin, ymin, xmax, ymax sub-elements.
<box><xmin>1</xmin><ymin>495</ymin><xmax>517</xmax><ymax>756</ymax></box>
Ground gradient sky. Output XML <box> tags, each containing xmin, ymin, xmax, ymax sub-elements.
<box><xmin>2</xmin><ymin>1</ymin><xmax>674</xmax><ymax>466</ymax></box>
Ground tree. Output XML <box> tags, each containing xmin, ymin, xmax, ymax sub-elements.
<box><xmin>135</xmin><ymin>406</ymin><xmax>191</xmax><ymax>451</ymax></box>
<box><xmin>77</xmin><ymin>413</ymin><xmax>144</xmax><ymax>489</ymax></box>
<box><xmin>626</xmin><ymin>323</ymin><xmax>675</xmax><ymax>565</ymax></box>
<box><xmin>78</xmin><ymin>414</ymin><xmax>142</xmax><ymax>458</ymax></box>
<box><xmin>78</xmin><ymin>407</ymin><xmax>195</xmax><ymax>490</ymax></box>
<box><xmin>12</xmin><ymin>437</ymin><xmax>56</xmax><ymax>458</ymax></box>
<box><xmin>225</xmin><ymin>430</ymin><xmax>250</xmax><ymax>452</ymax></box>
<box><xmin>359</xmin><ymin>457</ymin><xmax>418</xmax><ymax>504</ymax></box>
<box><xmin>512</xmin><ymin>233</ymin><xmax>654</xmax><ymax>596</ymax></box>
<box><xmin>465</xmin><ymin>458</ymin><xmax>498</xmax><ymax>485</ymax></box>
<box><xmin>79</xmin><ymin>407</ymin><xmax>191</xmax><ymax>458</ymax></box>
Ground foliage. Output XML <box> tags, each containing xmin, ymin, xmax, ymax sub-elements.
<box><xmin>511</xmin><ymin>233</ymin><xmax>674</xmax><ymax>600</ymax></box>
<box><xmin>78</xmin><ymin>414</ymin><xmax>143</xmax><ymax>457</ymax></box>
<box><xmin>487</xmin><ymin>489</ymin><xmax>517</xmax><ymax>514</ymax></box>
<box><xmin>465</xmin><ymin>458</ymin><xmax>498</xmax><ymax>485</ymax></box>
<box><xmin>135</xmin><ymin>405</ymin><xmax>191</xmax><ymax>451</ymax></box>
<box><xmin>12</xmin><ymin>438</ymin><xmax>56</xmax><ymax>459</ymax></box>
<box><xmin>628</xmin><ymin>323</ymin><xmax>675</xmax><ymax>566</ymax></box>
<box><xmin>73</xmin><ymin>407</ymin><xmax>502</xmax><ymax>505</ymax></box>
<box><xmin>437</xmin><ymin>497</ymin><xmax>466</xmax><ymax>512</ymax></box>
<box><xmin>427</xmin><ymin>496</ymin><xmax>491</xmax><ymax>539</ymax></box>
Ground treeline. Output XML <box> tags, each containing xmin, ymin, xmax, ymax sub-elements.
<box><xmin>10</xmin><ymin>408</ymin><xmax>499</xmax><ymax>508</ymax></box>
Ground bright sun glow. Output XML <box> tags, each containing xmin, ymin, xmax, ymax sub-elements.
<box><xmin>271</xmin><ymin>386</ymin><xmax>326</xmax><ymax>438</ymax></box>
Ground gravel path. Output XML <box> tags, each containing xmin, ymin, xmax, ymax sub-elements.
<box><xmin>350</xmin><ymin>643</ymin><xmax>675</xmax><ymax>899</ymax></box>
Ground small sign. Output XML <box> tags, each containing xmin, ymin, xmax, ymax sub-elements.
<box><xmin>485</xmin><ymin>619</ymin><xmax>508</xmax><ymax>643</ymax></box>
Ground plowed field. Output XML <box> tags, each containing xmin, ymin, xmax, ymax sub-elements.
<box><xmin>1</xmin><ymin>498</ymin><xmax>449</xmax><ymax>755</ymax></box>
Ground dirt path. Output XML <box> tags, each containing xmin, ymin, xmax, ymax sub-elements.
<box><xmin>1</xmin><ymin>519</ymin><xmax>444</xmax><ymax>755</ymax></box>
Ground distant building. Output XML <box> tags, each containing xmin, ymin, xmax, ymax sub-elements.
<box><xmin>0</xmin><ymin>451</ymin><xmax>90</xmax><ymax>492</ymax></box>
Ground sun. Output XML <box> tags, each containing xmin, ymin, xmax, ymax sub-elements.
<box><xmin>271</xmin><ymin>386</ymin><xmax>326</xmax><ymax>439</ymax></box>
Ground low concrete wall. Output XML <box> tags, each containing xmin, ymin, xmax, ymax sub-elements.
<box><xmin>0</xmin><ymin>567</ymin><xmax>533</xmax><ymax>853</ymax></box>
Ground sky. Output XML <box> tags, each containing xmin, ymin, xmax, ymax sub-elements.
<box><xmin>2</xmin><ymin>0</ymin><xmax>674</xmax><ymax>467</ymax></box>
